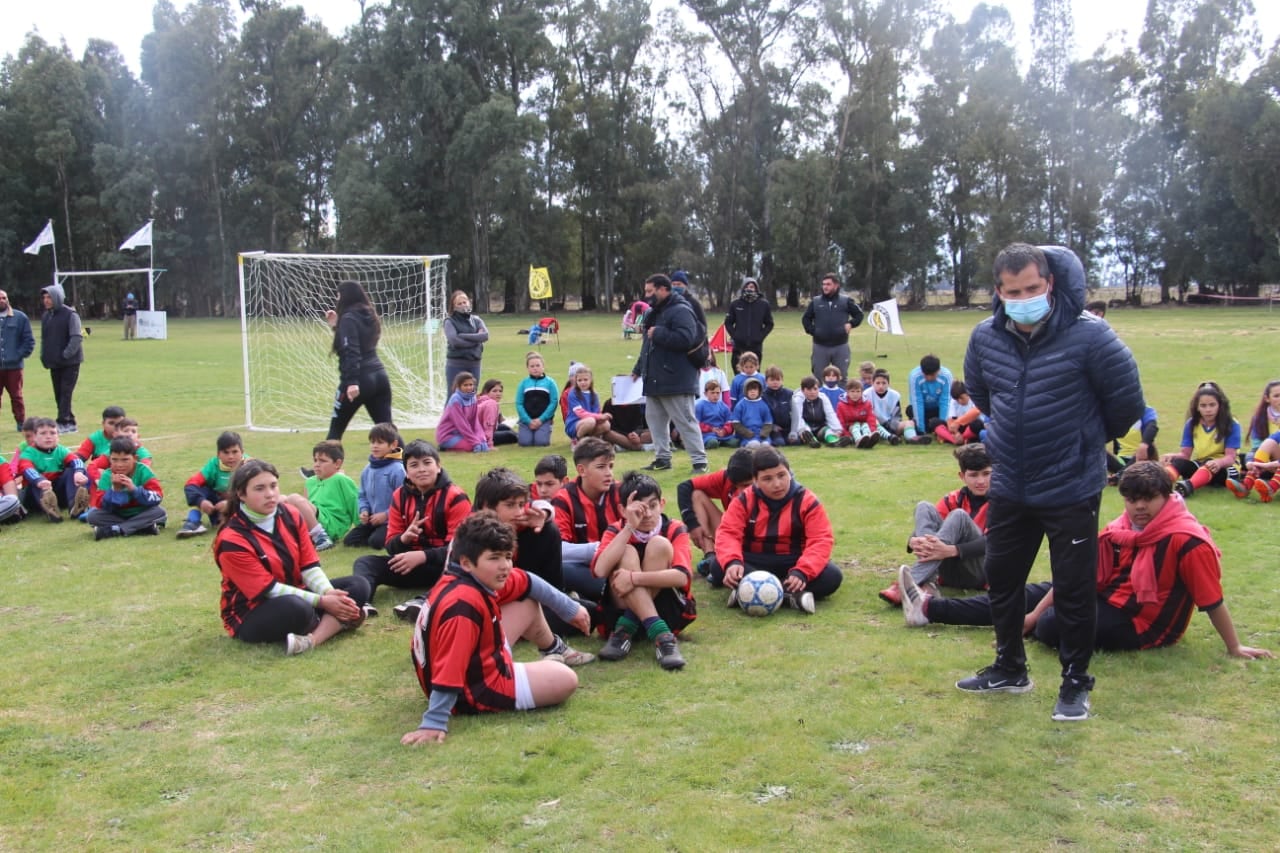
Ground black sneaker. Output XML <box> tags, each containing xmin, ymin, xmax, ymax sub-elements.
<box><xmin>654</xmin><ymin>632</ymin><xmax>686</xmax><ymax>670</ymax></box>
<box><xmin>799</xmin><ymin>429</ymin><xmax>821</xmax><ymax>448</ymax></box>
<box><xmin>1173</xmin><ymin>479</ymin><xmax>1193</xmax><ymax>498</ymax></box>
<box><xmin>836</xmin><ymin>434</ymin><xmax>854</xmax><ymax>447</ymax></box>
<box><xmin>394</xmin><ymin>595</ymin><xmax>426</xmax><ymax>621</ymax></box>
<box><xmin>598</xmin><ymin>628</ymin><xmax>633</xmax><ymax>661</ymax></box>
<box><xmin>642</xmin><ymin>459</ymin><xmax>672</xmax><ymax>471</ymax></box>
<box><xmin>887</xmin><ymin>434</ymin><xmax>903</xmax><ymax>446</ymax></box>
<box><xmin>955</xmin><ymin>665</ymin><xmax>1033</xmax><ymax>694</ymax></box>
<box><xmin>1051</xmin><ymin>683</ymin><xmax>1092</xmax><ymax>722</ymax></box>
<box><xmin>94</xmin><ymin>524</ymin><xmax>123</xmax><ymax>541</ymax></box>
<box><xmin>785</xmin><ymin>590</ymin><xmax>816</xmax><ymax>614</ymax></box>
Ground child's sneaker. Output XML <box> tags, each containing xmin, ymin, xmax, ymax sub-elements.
<box><xmin>39</xmin><ymin>489</ymin><xmax>63</xmax><ymax>522</ymax></box>
<box><xmin>906</xmin><ymin>434</ymin><xmax>933</xmax><ymax>445</ymax></box>
<box><xmin>857</xmin><ymin>433</ymin><xmax>880</xmax><ymax>449</ymax></box>
<box><xmin>1225</xmin><ymin>477</ymin><xmax>1252</xmax><ymax>499</ymax></box>
<box><xmin>878</xmin><ymin>579</ymin><xmax>902</xmax><ymax>606</ymax></box>
<box><xmin>1254</xmin><ymin>477</ymin><xmax>1276</xmax><ymax>503</ymax></box>
<box><xmin>312</xmin><ymin>531</ymin><xmax>335</xmax><ymax>551</ymax></box>
<box><xmin>541</xmin><ymin>635</ymin><xmax>596</xmax><ymax>666</ymax></box>
<box><xmin>177</xmin><ymin>519</ymin><xmax>207</xmax><ymax>538</ymax></box>
<box><xmin>1173</xmin><ymin>479</ymin><xmax>1193</xmax><ymax>498</ymax></box>
<box><xmin>799</xmin><ymin>429</ymin><xmax>820</xmax><ymax>448</ymax></box>
<box><xmin>598</xmin><ymin>628</ymin><xmax>633</xmax><ymax>661</ymax></box>
<box><xmin>69</xmin><ymin>486</ymin><xmax>91</xmax><ymax>518</ymax></box>
<box><xmin>725</xmin><ymin>587</ymin><xmax>739</xmax><ymax>608</ymax></box>
<box><xmin>887</xmin><ymin>434</ymin><xmax>903</xmax><ymax>446</ymax></box>
<box><xmin>785</xmin><ymin>590</ymin><xmax>816</xmax><ymax>614</ymax></box>
<box><xmin>285</xmin><ymin>633</ymin><xmax>314</xmax><ymax>656</ymax></box>
<box><xmin>394</xmin><ymin>595</ymin><xmax>425</xmax><ymax>621</ymax></box>
<box><xmin>94</xmin><ymin>524</ymin><xmax>123</xmax><ymax>541</ymax></box>
<box><xmin>899</xmin><ymin>564</ymin><xmax>930</xmax><ymax>627</ymax></box>
<box><xmin>1051</xmin><ymin>682</ymin><xmax>1092</xmax><ymax>722</ymax></box>
<box><xmin>654</xmin><ymin>632</ymin><xmax>686</xmax><ymax>670</ymax></box>
<box><xmin>836</xmin><ymin>434</ymin><xmax>854</xmax><ymax>447</ymax></box>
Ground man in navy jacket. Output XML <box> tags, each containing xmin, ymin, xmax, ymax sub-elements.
<box><xmin>957</xmin><ymin>243</ymin><xmax>1143</xmax><ymax>723</ymax></box>
<box><xmin>633</xmin><ymin>274</ymin><xmax>708</xmax><ymax>474</ymax></box>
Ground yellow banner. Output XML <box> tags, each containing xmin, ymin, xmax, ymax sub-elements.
<box><xmin>529</xmin><ymin>266</ymin><xmax>553</xmax><ymax>300</ymax></box>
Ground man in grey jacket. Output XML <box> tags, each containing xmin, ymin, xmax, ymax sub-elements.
<box><xmin>0</xmin><ymin>289</ymin><xmax>36</xmax><ymax>431</ymax></box>
<box><xmin>957</xmin><ymin>243</ymin><xmax>1143</xmax><ymax>723</ymax></box>
<box><xmin>40</xmin><ymin>284</ymin><xmax>84</xmax><ymax>434</ymax></box>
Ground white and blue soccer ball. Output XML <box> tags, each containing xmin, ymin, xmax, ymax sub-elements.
<box><xmin>737</xmin><ymin>571</ymin><xmax>785</xmax><ymax>617</ymax></box>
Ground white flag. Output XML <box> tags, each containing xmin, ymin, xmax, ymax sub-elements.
<box><xmin>869</xmin><ymin>298</ymin><xmax>905</xmax><ymax>335</ymax></box>
<box><xmin>119</xmin><ymin>220</ymin><xmax>153</xmax><ymax>251</ymax></box>
<box><xmin>23</xmin><ymin>220</ymin><xmax>54</xmax><ymax>255</ymax></box>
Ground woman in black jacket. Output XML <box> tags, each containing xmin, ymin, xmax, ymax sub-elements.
<box><xmin>325</xmin><ymin>281</ymin><xmax>392</xmax><ymax>440</ymax></box>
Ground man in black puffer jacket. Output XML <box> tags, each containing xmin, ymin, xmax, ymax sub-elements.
<box><xmin>633</xmin><ymin>274</ymin><xmax>708</xmax><ymax>474</ymax></box>
<box><xmin>954</xmin><ymin>243</ymin><xmax>1143</xmax><ymax>723</ymax></box>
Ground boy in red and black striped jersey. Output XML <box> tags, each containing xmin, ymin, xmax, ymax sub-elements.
<box><xmin>403</xmin><ymin>512</ymin><xmax>588</xmax><ymax>746</ymax></box>
<box><xmin>676</xmin><ymin>447</ymin><xmax>755</xmax><ymax>559</ymax></box>
<box><xmin>900</xmin><ymin>462</ymin><xmax>1273</xmax><ymax>660</ymax></box>
<box><xmin>357</xmin><ymin>440</ymin><xmax>472</xmax><ymax>618</ymax></box>
<box><xmin>593</xmin><ymin>472</ymin><xmax>696</xmax><ymax>669</ymax></box>
<box><xmin>708</xmin><ymin>446</ymin><xmax>843</xmax><ymax>614</ymax></box>
<box><xmin>551</xmin><ymin>438</ymin><xmax>622</xmax><ymax>602</ymax></box>
<box><xmin>879</xmin><ymin>443</ymin><xmax>991</xmax><ymax>606</ymax></box>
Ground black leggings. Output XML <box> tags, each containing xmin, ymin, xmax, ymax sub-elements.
<box><xmin>327</xmin><ymin>368</ymin><xmax>392</xmax><ymax>441</ymax></box>
<box><xmin>233</xmin><ymin>575</ymin><xmax>372</xmax><ymax>644</ymax></box>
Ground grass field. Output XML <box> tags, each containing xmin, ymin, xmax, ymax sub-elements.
<box><xmin>2</xmin><ymin>306</ymin><xmax>1278</xmax><ymax>850</ymax></box>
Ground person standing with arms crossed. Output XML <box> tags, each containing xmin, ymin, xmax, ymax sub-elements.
<box><xmin>959</xmin><ymin>243</ymin><xmax>1143</xmax><ymax>722</ymax></box>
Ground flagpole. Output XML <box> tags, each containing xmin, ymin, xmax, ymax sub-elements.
<box><xmin>51</xmin><ymin>221</ymin><xmax>60</xmax><ymax>290</ymax></box>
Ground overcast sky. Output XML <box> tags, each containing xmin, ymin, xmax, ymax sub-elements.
<box><xmin>4</xmin><ymin>0</ymin><xmax>1278</xmax><ymax>76</ymax></box>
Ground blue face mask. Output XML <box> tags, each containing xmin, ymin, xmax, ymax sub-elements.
<box><xmin>1003</xmin><ymin>293</ymin><xmax>1051</xmax><ymax>325</ymax></box>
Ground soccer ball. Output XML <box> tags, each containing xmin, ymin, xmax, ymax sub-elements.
<box><xmin>737</xmin><ymin>571</ymin><xmax>785</xmax><ymax>617</ymax></box>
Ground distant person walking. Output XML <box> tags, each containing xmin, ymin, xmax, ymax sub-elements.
<box><xmin>444</xmin><ymin>290</ymin><xmax>490</xmax><ymax>390</ymax></box>
<box><xmin>39</xmin><ymin>284</ymin><xmax>84</xmax><ymax>434</ymax></box>
<box><xmin>325</xmin><ymin>281</ymin><xmax>392</xmax><ymax>441</ymax></box>
<box><xmin>122</xmin><ymin>292</ymin><xmax>139</xmax><ymax>340</ymax></box>
<box><xmin>801</xmin><ymin>273</ymin><xmax>863</xmax><ymax>381</ymax></box>
<box><xmin>0</xmin><ymin>289</ymin><xmax>36</xmax><ymax>432</ymax></box>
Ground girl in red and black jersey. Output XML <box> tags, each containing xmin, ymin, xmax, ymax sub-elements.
<box><xmin>708</xmin><ymin>446</ymin><xmax>843</xmax><ymax>614</ymax></box>
<box><xmin>215</xmin><ymin>460</ymin><xmax>371</xmax><ymax>656</ymax></box>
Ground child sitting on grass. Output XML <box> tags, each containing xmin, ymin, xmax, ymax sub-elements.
<box><xmin>696</xmin><ymin>380</ymin><xmax>737</xmax><ymax>449</ymax></box>
<box><xmin>762</xmin><ymin>365</ymin><xmax>793</xmax><ymax>446</ymax></box>
<box><xmin>436</xmin><ymin>372</ymin><xmax>490</xmax><ymax>453</ymax></box>
<box><xmin>87</xmin><ymin>436</ymin><xmax>166</xmax><ymax>539</ymax></box>
<box><xmin>18</xmin><ymin>417</ymin><xmax>90</xmax><ymax>522</ymax></box>
<box><xmin>281</xmin><ymin>440</ymin><xmax>358</xmax><ymax>552</ymax></box>
<box><xmin>344</xmin><ymin>422</ymin><xmax>405</xmax><ymax>548</ymax></box>
<box><xmin>516</xmin><ymin>351</ymin><xmax>559</xmax><ymax>447</ymax></box>
<box><xmin>74</xmin><ymin>405</ymin><xmax>126</xmax><ymax>463</ymax></box>
<box><xmin>403</xmin><ymin>511</ymin><xmax>588</xmax><ymax>745</ymax></box>
<box><xmin>592</xmin><ymin>472</ymin><xmax>696</xmax><ymax>670</ymax></box>
<box><xmin>789</xmin><ymin>375</ymin><xmax>842</xmax><ymax>448</ymax></box>
<box><xmin>730</xmin><ymin>377</ymin><xmax>773</xmax><ymax>448</ymax></box>
<box><xmin>177</xmin><ymin>430</ymin><xmax>245</xmax><ymax>538</ymax></box>
<box><xmin>836</xmin><ymin>378</ymin><xmax>878</xmax><ymax>448</ymax></box>
<box><xmin>1162</xmin><ymin>381</ymin><xmax>1241</xmax><ymax>498</ymax></box>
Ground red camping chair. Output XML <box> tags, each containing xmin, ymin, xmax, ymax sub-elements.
<box><xmin>622</xmin><ymin>301</ymin><xmax>648</xmax><ymax>339</ymax></box>
<box><xmin>529</xmin><ymin>316</ymin><xmax>560</xmax><ymax>349</ymax></box>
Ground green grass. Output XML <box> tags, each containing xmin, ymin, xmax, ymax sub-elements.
<box><xmin>2</xmin><ymin>306</ymin><xmax>1278</xmax><ymax>850</ymax></box>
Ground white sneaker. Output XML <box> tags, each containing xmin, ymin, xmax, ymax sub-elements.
<box><xmin>312</xmin><ymin>531</ymin><xmax>335</xmax><ymax>551</ymax></box>
<box><xmin>285</xmin><ymin>633</ymin><xmax>314</xmax><ymax>656</ymax></box>
<box><xmin>786</xmin><ymin>590</ymin><xmax>816</xmax><ymax>614</ymax></box>
<box><xmin>899</xmin><ymin>564</ymin><xmax>930</xmax><ymax>627</ymax></box>
<box><xmin>726</xmin><ymin>587</ymin><xmax>739</xmax><ymax>608</ymax></box>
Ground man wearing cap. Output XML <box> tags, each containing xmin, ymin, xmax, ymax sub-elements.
<box><xmin>122</xmin><ymin>292</ymin><xmax>139</xmax><ymax>340</ymax></box>
<box><xmin>723</xmin><ymin>276</ymin><xmax>775</xmax><ymax>373</ymax></box>
<box><xmin>801</xmin><ymin>272</ymin><xmax>863</xmax><ymax>381</ymax></box>
<box><xmin>0</xmin><ymin>289</ymin><xmax>36</xmax><ymax>432</ymax></box>
<box><xmin>39</xmin><ymin>283</ymin><xmax>84</xmax><ymax>434</ymax></box>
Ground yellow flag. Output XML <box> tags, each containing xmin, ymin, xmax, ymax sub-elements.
<box><xmin>529</xmin><ymin>266</ymin><xmax>553</xmax><ymax>300</ymax></box>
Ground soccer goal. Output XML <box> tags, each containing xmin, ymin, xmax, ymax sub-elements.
<box><xmin>238</xmin><ymin>252</ymin><xmax>450</xmax><ymax>432</ymax></box>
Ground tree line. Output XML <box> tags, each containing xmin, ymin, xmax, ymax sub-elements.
<box><xmin>0</xmin><ymin>0</ymin><xmax>1276</xmax><ymax>318</ymax></box>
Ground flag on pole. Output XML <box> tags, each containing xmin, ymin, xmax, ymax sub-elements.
<box><xmin>869</xmin><ymin>298</ymin><xmax>905</xmax><ymax>335</ymax></box>
<box><xmin>528</xmin><ymin>266</ymin><xmax>553</xmax><ymax>301</ymax></box>
<box><xmin>709</xmin><ymin>322</ymin><xmax>731</xmax><ymax>353</ymax></box>
<box><xmin>119</xmin><ymin>220</ymin><xmax>153</xmax><ymax>251</ymax></box>
<box><xmin>23</xmin><ymin>220</ymin><xmax>54</xmax><ymax>255</ymax></box>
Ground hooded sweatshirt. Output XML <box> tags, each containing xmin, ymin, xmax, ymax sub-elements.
<box><xmin>40</xmin><ymin>284</ymin><xmax>84</xmax><ymax>369</ymax></box>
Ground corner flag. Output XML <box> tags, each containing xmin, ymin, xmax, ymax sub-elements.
<box><xmin>529</xmin><ymin>266</ymin><xmax>553</xmax><ymax>301</ymax></box>
<box><xmin>869</xmin><ymin>299</ymin><xmax>905</xmax><ymax>335</ymax></box>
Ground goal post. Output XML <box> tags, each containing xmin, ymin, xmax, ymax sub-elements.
<box><xmin>238</xmin><ymin>252</ymin><xmax>450</xmax><ymax>432</ymax></box>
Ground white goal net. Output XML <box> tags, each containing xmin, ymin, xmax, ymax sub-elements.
<box><xmin>238</xmin><ymin>252</ymin><xmax>450</xmax><ymax>432</ymax></box>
